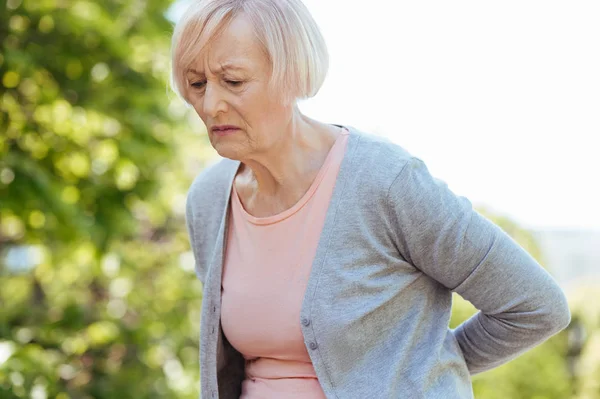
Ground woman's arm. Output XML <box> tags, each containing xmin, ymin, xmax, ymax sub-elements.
<box><xmin>387</xmin><ymin>157</ymin><xmax>571</xmax><ymax>375</ymax></box>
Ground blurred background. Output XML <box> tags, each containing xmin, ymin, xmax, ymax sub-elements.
<box><xmin>1</xmin><ymin>0</ymin><xmax>598</xmax><ymax>398</ymax></box>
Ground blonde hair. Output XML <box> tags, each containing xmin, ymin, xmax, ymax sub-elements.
<box><xmin>170</xmin><ymin>0</ymin><xmax>329</xmax><ymax>105</ymax></box>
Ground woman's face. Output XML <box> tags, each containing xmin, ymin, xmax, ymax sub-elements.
<box><xmin>185</xmin><ymin>15</ymin><xmax>293</xmax><ymax>161</ymax></box>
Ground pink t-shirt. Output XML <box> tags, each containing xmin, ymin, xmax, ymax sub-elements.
<box><xmin>220</xmin><ymin>128</ymin><xmax>349</xmax><ymax>398</ymax></box>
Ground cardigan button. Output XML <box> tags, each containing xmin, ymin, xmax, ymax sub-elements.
<box><xmin>302</xmin><ymin>318</ymin><xmax>310</xmax><ymax>327</ymax></box>
<box><xmin>309</xmin><ymin>342</ymin><xmax>318</xmax><ymax>350</ymax></box>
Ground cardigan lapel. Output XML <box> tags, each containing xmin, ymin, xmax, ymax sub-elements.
<box><xmin>200</xmin><ymin>159</ymin><xmax>241</xmax><ymax>398</ymax></box>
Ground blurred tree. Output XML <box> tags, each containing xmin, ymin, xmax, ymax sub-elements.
<box><xmin>1</xmin><ymin>0</ymin><xmax>181</xmax><ymax>249</ymax></box>
<box><xmin>564</xmin><ymin>283</ymin><xmax>600</xmax><ymax>398</ymax></box>
<box><xmin>0</xmin><ymin>0</ymin><xmax>212</xmax><ymax>397</ymax></box>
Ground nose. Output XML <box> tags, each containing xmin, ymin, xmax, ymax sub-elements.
<box><xmin>203</xmin><ymin>82</ymin><xmax>227</xmax><ymax>118</ymax></box>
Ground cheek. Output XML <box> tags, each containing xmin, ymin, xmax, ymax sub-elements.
<box><xmin>193</xmin><ymin>106</ymin><xmax>206</xmax><ymax>121</ymax></box>
<box><xmin>229</xmin><ymin>94</ymin><xmax>264</xmax><ymax>126</ymax></box>
<box><xmin>237</xmin><ymin>90</ymin><xmax>287</xmax><ymax>125</ymax></box>
<box><xmin>187</xmin><ymin>95</ymin><xmax>206</xmax><ymax>120</ymax></box>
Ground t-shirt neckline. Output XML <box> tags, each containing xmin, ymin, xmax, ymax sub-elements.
<box><xmin>232</xmin><ymin>127</ymin><xmax>348</xmax><ymax>226</ymax></box>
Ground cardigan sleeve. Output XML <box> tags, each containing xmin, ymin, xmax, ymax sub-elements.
<box><xmin>387</xmin><ymin>156</ymin><xmax>571</xmax><ymax>375</ymax></box>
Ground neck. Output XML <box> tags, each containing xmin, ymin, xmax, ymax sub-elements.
<box><xmin>236</xmin><ymin>109</ymin><xmax>339</xmax><ymax>209</ymax></box>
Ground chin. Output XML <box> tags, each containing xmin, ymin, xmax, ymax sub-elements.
<box><xmin>212</xmin><ymin>142</ymin><xmax>244</xmax><ymax>162</ymax></box>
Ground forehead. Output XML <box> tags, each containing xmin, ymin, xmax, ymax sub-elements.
<box><xmin>188</xmin><ymin>15</ymin><xmax>268</xmax><ymax>75</ymax></box>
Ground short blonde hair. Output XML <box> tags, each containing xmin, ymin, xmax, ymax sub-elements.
<box><xmin>170</xmin><ymin>0</ymin><xmax>329</xmax><ymax>105</ymax></box>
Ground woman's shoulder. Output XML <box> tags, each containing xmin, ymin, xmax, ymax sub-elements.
<box><xmin>345</xmin><ymin>125</ymin><xmax>418</xmax><ymax>187</ymax></box>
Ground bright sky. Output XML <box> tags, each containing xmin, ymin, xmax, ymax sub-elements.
<box><xmin>169</xmin><ymin>1</ymin><xmax>600</xmax><ymax>231</ymax></box>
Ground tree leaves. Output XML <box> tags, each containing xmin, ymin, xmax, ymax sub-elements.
<box><xmin>1</xmin><ymin>0</ymin><xmax>207</xmax><ymax>397</ymax></box>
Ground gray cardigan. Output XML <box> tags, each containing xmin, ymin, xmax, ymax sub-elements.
<box><xmin>185</xmin><ymin>126</ymin><xmax>571</xmax><ymax>399</ymax></box>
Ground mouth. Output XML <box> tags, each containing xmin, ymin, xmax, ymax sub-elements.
<box><xmin>211</xmin><ymin>125</ymin><xmax>240</xmax><ymax>136</ymax></box>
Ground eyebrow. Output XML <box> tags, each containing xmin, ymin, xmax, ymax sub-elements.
<box><xmin>186</xmin><ymin>64</ymin><xmax>247</xmax><ymax>75</ymax></box>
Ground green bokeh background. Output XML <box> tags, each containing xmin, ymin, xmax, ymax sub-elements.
<box><xmin>1</xmin><ymin>1</ymin><xmax>598</xmax><ymax>398</ymax></box>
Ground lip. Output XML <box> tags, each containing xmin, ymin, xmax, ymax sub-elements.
<box><xmin>211</xmin><ymin>125</ymin><xmax>240</xmax><ymax>136</ymax></box>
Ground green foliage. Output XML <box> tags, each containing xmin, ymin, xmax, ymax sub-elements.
<box><xmin>0</xmin><ymin>0</ymin><xmax>182</xmax><ymax>250</ymax></box>
<box><xmin>0</xmin><ymin>0</ymin><xmax>211</xmax><ymax>397</ymax></box>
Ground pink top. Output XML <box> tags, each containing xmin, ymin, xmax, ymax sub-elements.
<box><xmin>220</xmin><ymin>128</ymin><xmax>349</xmax><ymax>398</ymax></box>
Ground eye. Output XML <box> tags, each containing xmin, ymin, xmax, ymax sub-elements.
<box><xmin>225</xmin><ymin>80</ymin><xmax>243</xmax><ymax>87</ymax></box>
<box><xmin>190</xmin><ymin>80</ymin><xmax>206</xmax><ymax>89</ymax></box>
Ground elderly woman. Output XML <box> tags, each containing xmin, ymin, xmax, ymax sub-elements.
<box><xmin>171</xmin><ymin>1</ymin><xmax>571</xmax><ymax>398</ymax></box>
